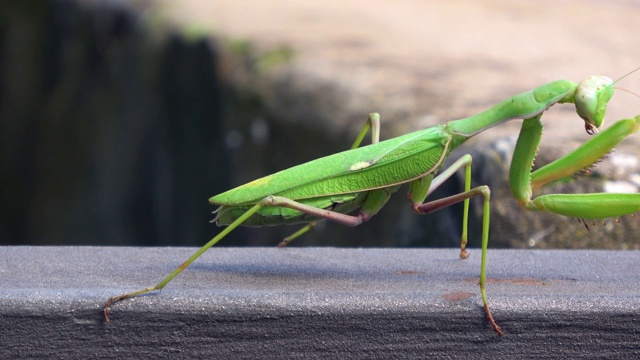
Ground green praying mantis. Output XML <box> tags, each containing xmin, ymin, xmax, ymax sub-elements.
<box><xmin>104</xmin><ymin>73</ymin><xmax>640</xmax><ymax>336</ymax></box>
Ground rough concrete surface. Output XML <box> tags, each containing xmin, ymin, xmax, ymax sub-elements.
<box><xmin>1</xmin><ymin>246</ymin><xmax>640</xmax><ymax>357</ymax></box>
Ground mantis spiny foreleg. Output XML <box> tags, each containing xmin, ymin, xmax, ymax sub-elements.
<box><xmin>511</xmin><ymin>115</ymin><xmax>640</xmax><ymax>220</ymax></box>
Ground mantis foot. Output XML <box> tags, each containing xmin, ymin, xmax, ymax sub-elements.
<box><xmin>484</xmin><ymin>303</ymin><xmax>504</xmax><ymax>336</ymax></box>
<box><xmin>103</xmin><ymin>294</ymin><xmax>129</xmax><ymax>323</ymax></box>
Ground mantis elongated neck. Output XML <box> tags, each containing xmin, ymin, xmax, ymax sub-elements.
<box><xmin>445</xmin><ymin>80</ymin><xmax>577</xmax><ymax>139</ymax></box>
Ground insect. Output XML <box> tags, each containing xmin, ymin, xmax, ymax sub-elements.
<box><xmin>104</xmin><ymin>74</ymin><xmax>640</xmax><ymax>336</ymax></box>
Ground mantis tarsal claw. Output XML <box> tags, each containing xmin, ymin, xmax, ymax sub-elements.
<box><xmin>105</xmin><ymin>74</ymin><xmax>640</xmax><ymax>336</ymax></box>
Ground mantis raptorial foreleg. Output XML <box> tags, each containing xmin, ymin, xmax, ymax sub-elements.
<box><xmin>511</xmin><ymin>114</ymin><xmax>640</xmax><ymax>218</ymax></box>
<box><xmin>278</xmin><ymin>114</ymin><xmax>382</xmax><ymax>247</ymax></box>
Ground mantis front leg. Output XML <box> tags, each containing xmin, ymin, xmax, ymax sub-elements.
<box><xmin>511</xmin><ymin>114</ymin><xmax>640</xmax><ymax>222</ymax></box>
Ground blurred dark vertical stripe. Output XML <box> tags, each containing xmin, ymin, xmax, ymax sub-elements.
<box><xmin>0</xmin><ymin>0</ymin><xmax>229</xmax><ymax>246</ymax></box>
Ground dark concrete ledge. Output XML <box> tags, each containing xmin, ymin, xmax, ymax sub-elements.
<box><xmin>2</xmin><ymin>247</ymin><xmax>640</xmax><ymax>358</ymax></box>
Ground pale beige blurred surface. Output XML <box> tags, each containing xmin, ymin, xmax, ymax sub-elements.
<box><xmin>163</xmin><ymin>0</ymin><xmax>640</xmax><ymax>140</ymax></box>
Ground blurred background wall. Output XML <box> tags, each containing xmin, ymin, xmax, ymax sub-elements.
<box><xmin>1</xmin><ymin>1</ymin><xmax>231</xmax><ymax>246</ymax></box>
<box><xmin>2</xmin><ymin>0</ymin><xmax>639</xmax><ymax>249</ymax></box>
<box><xmin>1</xmin><ymin>0</ymin><xmax>464</xmax><ymax>248</ymax></box>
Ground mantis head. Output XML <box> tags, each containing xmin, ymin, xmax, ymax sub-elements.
<box><xmin>575</xmin><ymin>75</ymin><xmax>615</xmax><ymax>135</ymax></box>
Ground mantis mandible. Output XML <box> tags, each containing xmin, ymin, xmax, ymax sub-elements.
<box><xmin>104</xmin><ymin>74</ymin><xmax>640</xmax><ymax>336</ymax></box>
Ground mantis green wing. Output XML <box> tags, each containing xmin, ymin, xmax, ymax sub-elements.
<box><xmin>212</xmin><ymin>125</ymin><xmax>452</xmax><ymax>226</ymax></box>
<box><xmin>212</xmin><ymin>126</ymin><xmax>450</xmax><ymax>205</ymax></box>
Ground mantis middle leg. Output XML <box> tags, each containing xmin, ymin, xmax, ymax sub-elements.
<box><xmin>405</xmin><ymin>155</ymin><xmax>501</xmax><ymax>335</ymax></box>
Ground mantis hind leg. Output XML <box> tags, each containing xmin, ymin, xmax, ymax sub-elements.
<box><xmin>105</xmin><ymin>188</ymin><xmax>395</xmax><ymax>322</ymax></box>
<box><xmin>280</xmin><ymin>113</ymin><xmax>382</xmax><ymax>247</ymax></box>
<box><xmin>104</xmin><ymin>201</ymin><xmax>268</xmax><ymax>322</ymax></box>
